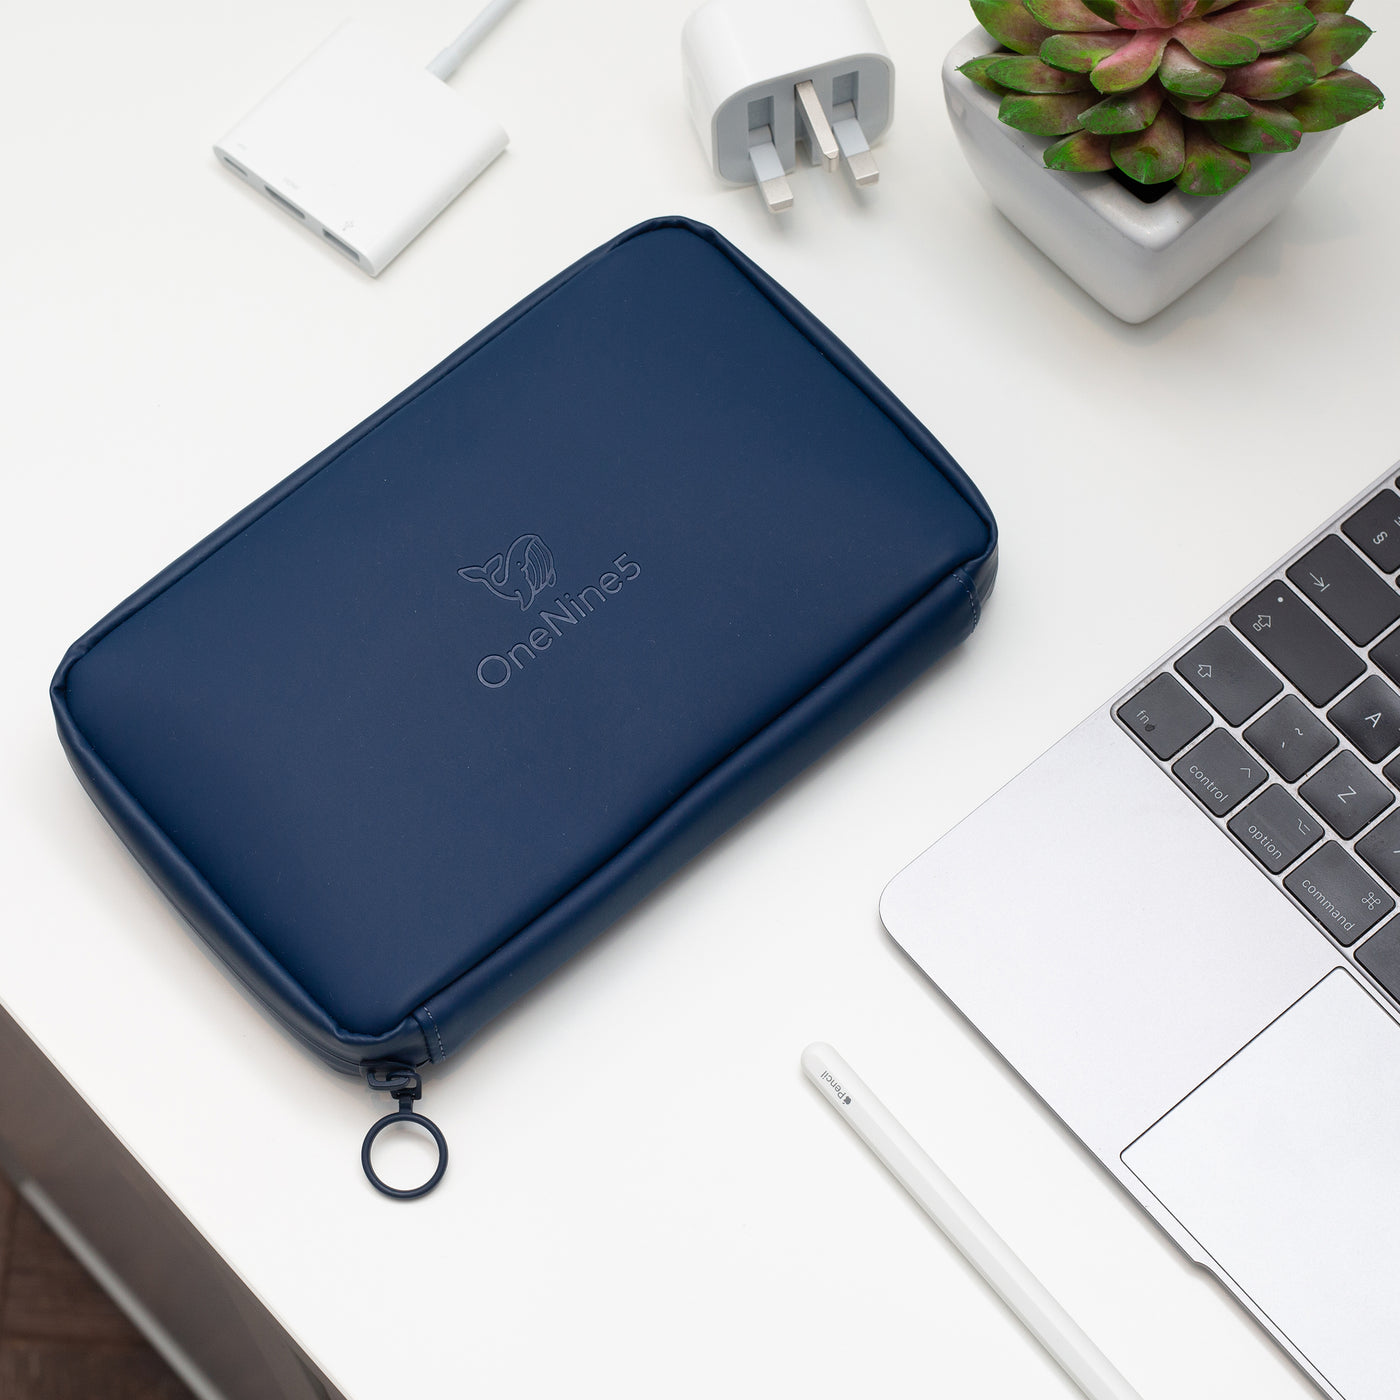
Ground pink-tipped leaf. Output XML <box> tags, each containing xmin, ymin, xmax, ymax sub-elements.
<box><xmin>959</xmin><ymin>56</ymin><xmax>1013</xmax><ymax>93</ymax></box>
<box><xmin>1281</xmin><ymin>68</ymin><xmax>1385</xmax><ymax>129</ymax></box>
<box><xmin>1158</xmin><ymin>40</ymin><xmax>1226</xmax><ymax>96</ymax></box>
<box><xmin>1043</xmin><ymin>128</ymin><xmax>1118</xmax><ymax>169</ymax></box>
<box><xmin>1225</xmin><ymin>52</ymin><xmax>1318</xmax><ymax>98</ymax></box>
<box><xmin>998</xmin><ymin>91</ymin><xmax>1098</xmax><ymax>133</ymax></box>
<box><xmin>971</xmin><ymin>0</ymin><xmax>1054</xmax><ymax>54</ymax></box>
<box><xmin>1295</xmin><ymin>14</ymin><xmax>1373</xmax><ymax>77</ymax></box>
<box><xmin>1112</xmin><ymin>103</ymin><xmax>1187</xmax><ymax>183</ymax></box>
<box><xmin>1208</xmin><ymin>3</ymin><xmax>1318</xmax><ymax>53</ymax></box>
<box><xmin>1168</xmin><ymin>89</ymin><xmax>1253</xmax><ymax>118</ymax></box>
<box><xmin>1080</xmin><ymin>81</ymin><xmax>1165</xmax><ymax>132</ymax></box>
<box><xmin>1208</xmin><ymin>99</ymin><xmax>1303</xmax><ymax>151</ymax></box>
<box><xmin>1176</xmin><ymin>124</ymin><xmax>1252</xmax><ymax>193</ymax></box>
<box><xmin>1024</xmin><ymin>0</ymin><xmax>1120</xmax><ymax>29</ymax></box>
<box><xmin>988</xmin><ymin>55</ymin><xmax>1095</xmax><ymax>91</ymax></box>
<box><xmin>1040</xmin><ymin>31</ymin><xmax>1131</xmax><ymax>71</ymax></box>
<box><xmin>1091</xmin><ymin>29</ymin><xmax>1169</xmax><ymax>91</ymax></box>
<box><xmin>1174</xmin><ymin>19</ymin><xmax>1261</xmax><ymax>65</ymax></box>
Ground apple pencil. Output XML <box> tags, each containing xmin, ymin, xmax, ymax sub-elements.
<box><xmin>802</xmin><ymin>1043</ymin><xmax>1145</xmax><ymax>1400</ymax></box>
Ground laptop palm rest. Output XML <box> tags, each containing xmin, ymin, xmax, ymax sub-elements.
<box><xmin>1123</xmin><ymin>970</ymin><xmax>1400</xmax><ymax>1400</ymax></box>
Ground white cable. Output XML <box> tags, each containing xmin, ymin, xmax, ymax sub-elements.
<box><xmin>427</xmin><ymin>0</ymin><xmax>525</xmax><ymax>80</ymax></box>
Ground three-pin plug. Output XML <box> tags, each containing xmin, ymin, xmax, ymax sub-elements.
<box><xmin>681</xmin><ymin>0</ymin><xmax>893</xmax><ymax>214</ymax></box>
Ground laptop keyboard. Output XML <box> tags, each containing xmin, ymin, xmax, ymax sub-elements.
<box><xmin>1115</xmin><ymin>472</ymin><xmax>1400</xmax><ymax>1016</ymax></box>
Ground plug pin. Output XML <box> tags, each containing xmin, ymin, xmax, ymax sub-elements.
<box><xmin>830</xmin><ymin>102</ymin><xmax>879</xmax><ymax>186</ymax></box>
<box><xmin>747</xmin><ymin>126</ymin><xmax>793</xmax><ymax>213</ymax></box>
<box><xmin>795</xmin><ymin>80</ymin><xmax>839</xmax><ymax>173</ymax></box>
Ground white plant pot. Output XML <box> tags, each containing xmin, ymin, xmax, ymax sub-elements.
<box><xmin>944</xmin><ymin>26</ymin><xmax>1342</xmax><ymax>322</ymax></box>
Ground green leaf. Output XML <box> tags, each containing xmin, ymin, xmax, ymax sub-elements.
<box><xmin>1158</xmin><ymin>40</ymin><xmax>1225</xmax><ymax>97</ymax></box>
<box><xmin>1023</xmin><ymin>0</ymin><xmax>1118</xmax><ymax>30</ymax></box>
<box><xmin>971</xmin><ymin>0</ymin><xmax>1053</xmax><ymax>55</ymax></box>
<box><xmin>1130</xmin><ymin>0</ymin><xmax>1191</xmax><ymax>22</ymax></box>
<box><xmin>1225</xmin><ymin>52</ymin><xmax>1318</xmax><ymax>98</ymax></box>
<box><xmin>1080</xmin><ymin>0</ymin><xmax>1141</xmax><ymax>23</ymax></box>
<box><xmin>1169</xmin><ymin>90</ymin><xmax>1253</xmax><ymax>118</ymax></box>
<box><xmin>1091</xmin><ymin>29</ymin><xmax>1169</xmax><ymax>92</ymax></box>
<box><xmin>959</xmin><ymin>56</ymin><xmax>1012</xmax><ymax>94</ymax></box>
<box><xmin>987</xmin><ymin>55</ymin><xmax>1094</xmax><ymax>92</ymax></box>
<box><xmin>1208</xmin><ymin>100</ymin><xmax>1304</xmax><ymax>151</ymax></box>
<box><xmin>1176</xmin><ymin>125</ymin><xmax>1253</xmax><ymax>194</ymax></box>
<box><xmin>1281</xmin><ymin>68</ymin><xmax>1385</xmax><ymax>129</ymax></box>
<box><xmin>1080</xmin><ymin>83</ymin><xmax>1165</xmax><ymax>133</ymax></box>
<box><xmin>1112</xmin><ymin>104</ymin><xmax>1186</xmax><ymax>183</ymax></box>
<box><xmin>1208</xmin><ymin>3</ymin><xmax>1318</xmax><ymax>53</ymax></box>
<box><xmin>1043</xmin><ymin>129</ymin><xmax>1117</xmax><ymax>170</ymax></box>
<box><xmin>1040</xmin><ymin>32</ymin><xmax>1129</xmax><ymax>72</ymax></box>
<box><xmin>1174</xmin><ymin>19</ymin><xmax>1260</xmax><ymax>66</ymax></box>
<box><xmin>1295</xmin><ymin>14</ymin><xmax>1373</xmax><ymax>77</ymax></box>
<box><xmin>998</xmin><ymin>91</ymin><xmax>1097</xmax><ymax>134</ymax></box>
<box><xmin>1306</xmin><ymin>0</ymin><xmax>1354</xmax><ymax>12</ymax></box>
<box><xmin>1196</xmin><ymin>0</ymin><xmax>1243</xmax><ymax>12</ymax></box>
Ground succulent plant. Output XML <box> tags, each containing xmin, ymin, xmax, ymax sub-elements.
<box><xmin>962</xmin><ymin>0</ymin><xmax>1384</xmax><ymax>195</ymax></box>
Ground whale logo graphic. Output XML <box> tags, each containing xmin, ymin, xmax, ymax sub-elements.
<box><xmin>458</xmin><ymin>534</ymin><xmax>556</xmax><ymax>610</ymax></box>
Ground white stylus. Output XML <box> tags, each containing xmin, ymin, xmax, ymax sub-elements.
<box><xmin>802</xmin><ymin>1043</ymin><xmax>1146</xmax><ymax>1400</ymax></box>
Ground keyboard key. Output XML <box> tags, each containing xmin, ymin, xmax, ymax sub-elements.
<box><xmin>1356</xmin><ymin>919</ymin><xmax>1400</xmax><ymax>1007</ymax></box>
<box><xmin>1228</xmin><ymin>786</ymin><xmax>1323</xmax><ymax>874</ymax></box>
<box><xmin>1284</xmin><ymin>843</ymin><xmax>1393</xmax><ymax>946</ymax></box>
<box><xmin>1385</xmin><ymin>752</ymin><xmax>1400</xmax><ymax>790</ymax></box>
<box><xmin>1172</xmin><ymin>730</ymin><xmax>1267</xmax><ymax>816</ymax></box>
<box><xmin>1328</xmin><ymin>676</ymin><xmax>1400</xmax><ymax>763</ymax></box>
<box><xmin>1244</xmin><ymin>696</ymin><xmax>1337</xmax><ymax>783</ymax></box>
<box><xmin>1117</xmin><ymin>675</ymin><xmax>1210</xmax><ymax>759</ymax></box>
<box><xmin>1343</xmin><ymin>489</ymin><xmax>1400</xmax><ymax>574</ymax></box>
<box><xmin>1175</xmin><ymin>627</ymin><xmax>1281</xmax><ymax>725</ymax></box>
<box><xmin>1231</xmin><ymin>582</ymin><xmax>1364</xmax><ymax>706</ymax></box>
<box><xmin>1356</xmin><ymin>810</ymin><xmax>1400</xmax><ymax>893</ymax></box>
<box><xmin>1287</xmin><ymin>535</ymin><xmax>1400</xmax><ymax>645</ymax></box>
<box><xmin>1368</xmin><ymin>629</ymin><xmax>1400</xmax><ymax>689</ymax></box>
<box><xmin>1299</xmin><ymin>752</ymin><xmax>1394</xmax><ymax>841</ymax></box>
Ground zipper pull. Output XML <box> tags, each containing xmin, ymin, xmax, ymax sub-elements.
<box><xmin>361</xmin><ymin>1065</ymin><xmax>448</xmax><ymax>1199</ymax></box>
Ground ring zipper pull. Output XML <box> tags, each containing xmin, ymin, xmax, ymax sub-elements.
<box><xmin>361</xmin><ymin>1064</ymin><xmax>449</xmax><ymax>1199</ymax></box>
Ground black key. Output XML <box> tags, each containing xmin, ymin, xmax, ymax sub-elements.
<box><xmin>1284</xmin><ymin>843</ymin><xmax>1394</xmax><ymax>946</ymax></box>
<box><xmin>1287</xmin><ymin>535</ymin><xmax>1400</xmax><ymax>645</ymax></box>
<box><xmin>1369</xmin><ymin>629</ymin><xmax>1400</xmax><ymax>689</ymax></box>
<box><xmin>1172</xmin><ymin>730</ymin><xmax>1267</xmax><ymax>816</ymax></box>
<box><xmin>1231</xmin><ymin>582</ymin><xmax>1364</xmax><ymax>706</ymax></box>
<box><xmin>1343</xmin><ymin>489</ymin><xmax>1400</xmax><ymax>574</ymax></box>
<box><xmin>1117</xmin><ymin>675</ymin><xmax>1210</xmax><ymax>759</ymax></box>
<box><xmin>1299</xmin><ymin>751</ymin><xmax>1394</xmax><ymax>840</ymax></box>
<box><xmin>1384</xmin><ymin>752</ymin><xmax>1400</xmax><ymax>791</ymax></box>
<box><xmin>1356</xmin><ymin>919</ymin><xmax>1400</xmax><ymax>1008</ymax></box>
<box><xmin>1356</xmin><ymin>810</ymin><xmax>1400</xmax><ymax>892</ymax></box>
<box><xmin>1228</xmin><ymin>785</ymin><xmax>1323</xmax><ymax>874</ymax></box>
<box><xmin>1244</xmin><ymin>696</ymin><xmax>1338</xmax><ymax>783</ymax></box>
<box><xmin>1175</xmin><ymin>628</ymin><xmax>1281</xmax><ymax>725</ymax></box>
<box><xmin>1328</xmin><ymin>676</ymin><xmax>1400</xmax><ymax>763</ymax></box>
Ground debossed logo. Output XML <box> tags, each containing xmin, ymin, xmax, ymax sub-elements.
<box><xmin>458</xmin><ymin>535</ymin><xmax>642</xmax><ymax>689</ymax></box>
<box><xmin>457</xmin><ymin>534</ymin><xmax>556</xmax><ymax>611</ymax></box>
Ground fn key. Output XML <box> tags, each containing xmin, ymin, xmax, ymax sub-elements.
<box><xmin>1118</xmin><ymin>675</ymin><xmax>1210</xmax><ymax>759</ymax></box>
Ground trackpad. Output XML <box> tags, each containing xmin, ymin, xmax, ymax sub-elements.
<box><xmin>1123</xmin><ymin>971</ymin><xmax>1400</xmax><ymax>1400</ymax></box>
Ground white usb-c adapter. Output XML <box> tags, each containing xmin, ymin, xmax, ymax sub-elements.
<box><xmin>682</xmin><ymin>0</ymin><xmax>893</xmax><ymax>214</ymax></box>
<box><xmin>215</xmin><ymin>1</ymin><xmax>523</xmax><ymax>275</ymax></box>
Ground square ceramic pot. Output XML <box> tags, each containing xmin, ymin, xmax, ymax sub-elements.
<box><xmin>944</xmin><ymin>26</ymin><xmax>1342</xmax><ymax>323</ymax></box>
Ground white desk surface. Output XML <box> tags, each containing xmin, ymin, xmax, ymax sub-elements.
<box><xmin>3</xmin><ymin>3</ymin><xmax>1396</xmax><ymax>1397</ymax></box>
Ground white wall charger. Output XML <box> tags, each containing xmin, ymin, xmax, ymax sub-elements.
<box><xmin>682</xmin><ymin>0</ymin><xmax>894</xmax><ymax>213</ymax></box>
<box><xmin>215</xmin><ymin>8</ymin><xmax>519</xmax><ymax>276</ymax></box>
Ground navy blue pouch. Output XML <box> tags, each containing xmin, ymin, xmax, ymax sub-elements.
<box><xmin>53</xmin><ymin>218</ymin><xmax>996</xmax><ymax>1191</ymax></box>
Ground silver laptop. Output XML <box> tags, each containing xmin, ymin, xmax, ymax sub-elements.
<box><xmin>881</xmin><ymin>462</ymin><xmax>1400</xmax><ymax>1400</ymax></box>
